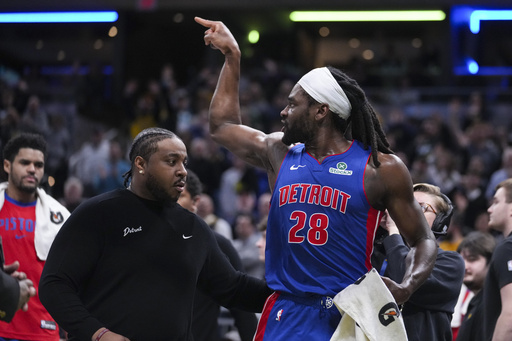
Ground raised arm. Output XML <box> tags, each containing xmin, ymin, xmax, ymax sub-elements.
<box><xmin>366</xmin><ymin>153</ymin><xmax>437</xmax><ymax>304</ymax></box>
<box><xmin>195</xmin><ymin>17</ymin><xmax>286</xmax><ymax>176</ymax></box>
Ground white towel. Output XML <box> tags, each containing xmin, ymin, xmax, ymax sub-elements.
<box><xmin>330</xmin><ymin>268</ymin><xmax>408</xmax><ymax>341</ymax></box>
<box><xmin>0</xmin><ymin>182</ymin><xmax>70</xmax><ymax>260</ymax></box>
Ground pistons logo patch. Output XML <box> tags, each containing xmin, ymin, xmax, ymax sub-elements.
<box><xmin>50</xmin><ymin>210</ymin><xmax>64</xmax><ymax>224</ymax></box>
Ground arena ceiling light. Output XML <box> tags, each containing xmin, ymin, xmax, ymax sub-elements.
<box><xmin>452</xmin><ymin>6</ymin><xmax>512</xmax><ymax>76</ymax></box>
<box><xmin>469</xmin><ymin>9</ymin><xmax>512</xmax><ymax>33</ymax></box>
<box><xmin>289</xmin><ymin>10</ymin><xmax>446</xmax><ymax>22</ymax></box>
<box><xmin>0</xmin><ymin>11</ymin><xmax>119</xmax><ymax>23</ymax></box>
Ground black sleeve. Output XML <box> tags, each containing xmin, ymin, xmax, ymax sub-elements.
<box><xmin>493</xmin><ymin>240</ymin><xmax>512</xmax><ymax>289</ymax></box>
<box><xmin>0</xmin><ymin>271</ymin><xmax>20</xmax><ymax>322</ymax></box>
<box><xmin>198</xmin><ymin>230</ymin><xmax>272</xmax><ymax>313</ymax></box>
<box><xmin>39</xmin><ymin>201</ymin><xmax>105</xmax><ymax>341</ymax></box>
<box><xmin>215</xmin><ymin>233</ymin><xmax>258</xmax><ymax>341</ymax></box>
<box><xmin>215</xmin><ymin>233</ymin><xmax>244</xmax><ymax>271</ymax></box>
<box><xmin>230</xmin><ymin>308</ymin><xmax>258</xmax><ymax>341</ymax></box>
<box><xmin>382</xmin><ymin>234</ymin><xmax>409</xmax><ymax>282</ymax></box>
<box><xmin>406</xmin><ymin>250</ymin><xmax>464</xmax><ymax>311</ymax></box>
<box><xmin>383</xmin><ymin>235</ymin><xmax>465</xmax><ymax>311</ymax></box>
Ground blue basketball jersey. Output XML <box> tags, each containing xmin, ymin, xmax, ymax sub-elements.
<box><xmin>266</xmin><ymin>140</ymin><xmax>382</xmax><ymax>296</ymax></box>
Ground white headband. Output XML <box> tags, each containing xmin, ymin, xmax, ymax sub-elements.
<box><xmin>297</xmin><ymin>67</ymin><xmax>352</xmax><ymax>120</ymax></box>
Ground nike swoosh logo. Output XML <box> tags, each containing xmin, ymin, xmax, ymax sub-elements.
<box><xmin>182</xmin><ymin>234</ymin><xmax>193</xmax><ymax>239</ymax></box>
<box><xmin>15</xmin><ymin>235</ymin><xmax>26</xmax><ymax>239</ymax></box>
<box><xmin>290</xmin><ymin>165</ymin><xmax>306</xmax><ymax>170</ymax></box>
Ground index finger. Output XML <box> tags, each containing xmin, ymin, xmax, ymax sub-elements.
<box><xmin>194</xmin><ymin>17</ymin><xmax>213</xmax><ymax>28</ymax></box>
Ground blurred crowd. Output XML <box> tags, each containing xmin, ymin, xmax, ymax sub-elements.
<box><xmin>1</xmin><ymin>58</ymin><xmax>511</xmax><ymax>253</ymax></box>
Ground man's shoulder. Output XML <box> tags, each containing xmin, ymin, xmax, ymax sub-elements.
<box><xmin>73</xmin><ymin>189</ymin><xmax>127</xmax><ymax>211</ymax></box>
<box><xmin>437</xmin><ymin>248</ymin><xmax>465</xmax><ymax>266</ymax></box>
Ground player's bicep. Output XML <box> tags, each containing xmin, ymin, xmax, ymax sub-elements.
<box><xmin>212</xmin><ymin>123</ymin><xmax>284</xmax><ymax>169</ymax></box>
<box><xmin>379</xmin><ymin>157</ymin><xmax>431</xmax><ymax>245</ymax></box>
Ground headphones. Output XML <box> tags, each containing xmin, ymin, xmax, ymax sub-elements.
<box><xmin>431</xmin><ymin>193</ymin><xmax>454</xmax><ymax>236</ymax></box>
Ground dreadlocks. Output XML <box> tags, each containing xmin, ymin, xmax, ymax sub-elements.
<box><xmin>122</xmin><ymin>127</ymin><xmax>177</xmax><ymax>187</ymax></box>
<box><xmin>327</xmin><ymin>66</ymin><xmax>393</xmax><ymax>167</ymax></box>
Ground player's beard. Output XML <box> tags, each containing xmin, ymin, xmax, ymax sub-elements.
<box><xmin>12</xmin><ymin>175</ymin><xmax>39</xmax><ymax>194</ymax></box>
<box><xmin>281</xmin><ymin>121</ymin><xmax>307</xmax><ymax>146</ymax></box>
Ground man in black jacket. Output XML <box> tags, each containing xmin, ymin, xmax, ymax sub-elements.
<box><xmin>39</xmin><ymin>128</ymin><xmax>271</xmax><ymax>341</ymax></box>
<box><xmin>374</xmin><ymin>183</ymin><xmax>465</xmax><ymax>341</ymax></box>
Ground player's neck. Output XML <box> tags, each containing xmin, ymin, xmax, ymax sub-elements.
<box><xmin>305</xmin><ymin>136</ymin><xmax>351</xmax><ymax>163</ymax></box>
<box><xmin>6</xmin><ymin>185</ymin><xmax>37</xmax><ymax>203</ymax></box>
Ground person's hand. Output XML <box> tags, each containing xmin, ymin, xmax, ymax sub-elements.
<box><xmin>194</xmin><ymin>17</ymin><xmax>240</xmax><ymax>56</ymax></box>
<box><xmin>4</xmin><ymin>261</ymin><xmax>37</xmax><ymax>311</ymax></box>
<box><xmin>18</xmin><ymin>278</ymin><xmax>37</xmax><ymax>311</ymax></box>
<box><xmin>91</xmin><ymin>328</ymin><xmax>131</xmax><ymax>341</ymax></box>
<box><xmin>380</xmin><ymin>211</ymin><xmax>400</xmax><ymax>235</ymax></box>
<box><xmin>96</xmin><ymin>332</ymin><xmax>130</xmax><ymax>341</ymax></box>
<box><xmin>4</xmin><ymin>261</ymin><xmax>21</xmax><ymax>278</ymax></box>
<box><xmin>381</xmin><ymin>276</ymin><xmax>411</xmax><ymax>306</ymax></box>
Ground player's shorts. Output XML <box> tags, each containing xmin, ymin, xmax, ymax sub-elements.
<box><xmin>254</xmin><ymin>291</ymin><xmax>342</xmax><ymax>341</ymax></box>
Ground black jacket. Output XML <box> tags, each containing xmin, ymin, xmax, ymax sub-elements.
<box><xmin>39</xmin><ymin>189</ymin><xmax>271</xmax><ymax>341</ymax></box>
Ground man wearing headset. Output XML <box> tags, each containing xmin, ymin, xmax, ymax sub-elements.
<box><xmin>373</xmin><ymin>183</ymin><xmax>465</xmax><ymax>341</ymax></box>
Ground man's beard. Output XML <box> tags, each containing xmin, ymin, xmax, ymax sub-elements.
<box><xmin>282</xmin><ymin>124</ymin><xmax>307</xmax><ymax>146</ymax></box>
<box><xmin>19</xmin><ymin>185</ymin><xmax>37</xmax><ymax>194</ymax></box>
<box><xmin>14</xmin><ymin>176</ymin><xmax>38</xmax><ymax>194</ymax></box>
<box><xmin>145</xmin><ymin>172</ymin><xmax>177</xmax><ymax>204</ymax></box>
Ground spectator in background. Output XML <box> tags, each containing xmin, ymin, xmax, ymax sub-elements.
<box><xmin>59</xmin><ymin>177</ymin><xmax>85</xmax><ymax>213</ymax></box>
<box><xmin>218</xmin><ymin>155</ymin><xmax>248</xmax><ymax>224</ymax></box>
<box><xmin>0</xmin><ymin>89</ymin><xmax>20</xmax><ymax>150</ymax></box>
<box><xmin>187</xmin><ymin>136</ymin><xmax>227</xmax><ymax>198</ymax></box>
<box><xmin>483</xmin><ymin>178</ymin><xmax>512</xmax><ymax>340</ymax></box>
<box><xmin>409</xmin><ymin>154</ymin><xmax>435</xmax><ymax>185</ymax></box>
<box><xmin>451</xmin><ymin>160</ymin><xmax>488</xmax><ymax>235</ymax></box>
<box><xmin>256</xmin><ymin>192</ymin><xmax>271</xmax><ymax>222</ymax></box>
<box><xmin>255</xmin><ymin>215</ymin><xmax>267</xmax><ymax>264</ymax></box>
<box><xmin>486</xmin><ymin>145</ymin><xmax>512</xmax><ymax>201</ymax></box>
<box><xmin>455</xmin><ymin>231</ymin><xmax>496</xmax><ymax>341</ymax></box>
<box><xmin>173</xmin><ymin>88</ymin><xmax>194</xmax><ymax>137</ymax></box>
<box><xmin>232</xmin><ymin>213</ymin><xmax>265</xmax><ymax>280</ymax></box>
<box><xmin>197</xmin><ymin>193</ymin><xmax>233</xmax><ymax>240</ymax></box>
<box><xmin>68</xmin><ymin>125</ymin><xmax>110</xmax><ymax>197</ymax></box>
<box><xmin>93</xmin><ymin>139</ymin><xmax>130</xmax><ymax>194</ymax></box>
<box><xmin>19</xmin><ymin>95</ymin><xmax>50</xmax><ymax>136</ymax></box>
<box><xmin>461</xmin><ymin>122</ymin><xmax>501</xmax><ymax>181</ymax></box>
<box><xmin>44</xmin><ymin>113</ymin><xmax>71</xmax><ymax>199</ymax></box>
<box><xmin>427</xmin><ymin>145</ymin><xmax>462</xmax><ymax>196</ymax></box>
<box><xmin>178</xmin><ymin>170</ymin><xmax>258</xmax><ymax>341</ymax></box>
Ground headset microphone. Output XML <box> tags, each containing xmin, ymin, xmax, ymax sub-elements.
<box><xmin>431</xmin><ymin>193</ymin><xmax>454</xmax><ymax>236</ymax></box>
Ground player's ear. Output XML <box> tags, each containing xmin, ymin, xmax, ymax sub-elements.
<box><xmin>315</xmin><ymin>103</ymin><xmax>329</xmax><ymax>120</ymax></box>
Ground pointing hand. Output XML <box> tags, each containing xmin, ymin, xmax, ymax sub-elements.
<box><xmin>195</xmin><ymin>17</ymin><xmax>240</xmax><ymax>56</ymax></box>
